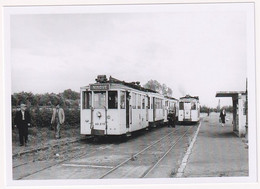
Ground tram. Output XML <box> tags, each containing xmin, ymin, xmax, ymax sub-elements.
<box><xmin>80</xmin><ymin>75</ymin><xmax>166</xmax><ymax>137</ymax></box>
<box><xmin>178</xmin><ymin>95</ymin><xmax>200</xmax><ymax>123</ymax></box>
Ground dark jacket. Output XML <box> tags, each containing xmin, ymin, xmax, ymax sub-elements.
<box><xmin>14</xmin><ymin>110</ymin><xmax>31</xmax><ymax>128</ymax></box>
<box><xmin>219</xmin><ymin>111</ymin><xmax>226</xmax><ymax>123</ymax></box>
<box><xmin>167</xmin><ymin>111</ymin><xmax>176</xmax><ymax>122</ymax></box>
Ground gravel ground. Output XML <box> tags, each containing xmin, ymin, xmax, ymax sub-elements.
<box><xmin>12</xmin><ymin>124</ymin><xmax>199</xmax><ymax>180</ymax></box>
<box><xmin>12</xmin><ymin>125</ymin><xmax>83</xmax><ymax>164</ymax></box>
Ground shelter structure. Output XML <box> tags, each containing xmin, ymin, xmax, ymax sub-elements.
<box><xmin>216</xmin><ymin>91</ymin><xmax>247</xmax><ymax>137</ymax></box>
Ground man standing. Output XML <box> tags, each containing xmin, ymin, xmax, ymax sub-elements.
<box><xmin>51</xmin><ymin>103</ymin><xmax>65</xmax><ymax>139</ymax></box>
<box><xmin>14</xmin><ymin>103</ymin><xmax>31</xmax><ymax>146</ymax></box>
<box><xmin>167</xmin><ymin>109</ymin><xmax>176</xmax><ymax>128</ymax></box>
<box><xmin>219</xmin><ymin>108</ymin><xmax>226</xmax><ymax>127</ymax></box>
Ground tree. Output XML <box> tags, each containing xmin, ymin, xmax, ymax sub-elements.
<box><xmin>143</xmin><ymin>80</ymin><xmax>162</xmax><ymax>92</ymax></box>
<box><xmin>11</xmin><ymin>92</ymin><xmax>34</xmax><ymax>106</ymax></box>
<box><xmin>61</xmin><ymin>89</ymin><xmax>80</xmax><ymax>100</ymax></box>
<box><xmin>143</xmin><ymin>80</ymin><xmax>173</xmax><ymax>97</ymax></box>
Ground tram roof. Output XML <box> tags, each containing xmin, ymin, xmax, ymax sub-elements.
<box><xmin>164</xmin><ymin>96</ymin><xmax>178</xmax><ymax>101</ymax></box>
<box><xmin>108</xmin><ymin>76</ymin><xmax>157</xmax><ymax>93</ymax></box>
<box><xmin>180</xmin><ymin>95</ymin><xmax>199</xmax><ymax>100</ymax></box>
<box><xmin>81</xmin><ymin>75</ymin><xmax>160</xmax><ymax>94</ymax></box>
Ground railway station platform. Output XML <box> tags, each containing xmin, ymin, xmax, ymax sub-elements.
<box><xmin>182</xmin><ymin>112</ymin><xmax>249</xmax><ymax>177</ymax></box>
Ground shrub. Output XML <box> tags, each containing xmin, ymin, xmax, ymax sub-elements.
<box><xmin>12</xmin><ymin>107</ymin><xmax>80</xmax><ymax>128</ymax></box>
<box><xmin>64</xmin><ymin>108</ymin><xmax>80</xmax><ymax>127</ymax></box>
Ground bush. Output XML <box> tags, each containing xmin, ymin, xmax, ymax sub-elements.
<box><xmin>12</xmin><ymin>107</ymin><xmax>80</xmax><ymax>128</ymax></box>
<box><xmin>64</xmin><ymin>108</ymin><xmax>80</xmax><ymax>127</ymax></box>
<box><xmin>31</xmin><ymin>107</ymin><xmax>53</xmax><ymax>128</ymax></box>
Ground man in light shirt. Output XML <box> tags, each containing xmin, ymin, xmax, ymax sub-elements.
<box><xmin>14</xmin><ymin>103</ymin><xmax>31</xmax><ymax>146</ymax></box>
<box><xmin>51</xmin><ymin>103</ymin><xmax>65</xmax><ymax>139</ymax></box>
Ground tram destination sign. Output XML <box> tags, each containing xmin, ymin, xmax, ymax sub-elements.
<box><xmin>90</xmin><ymin>84</ymin><xmax>110</xmax><ymax>90</ymax></box>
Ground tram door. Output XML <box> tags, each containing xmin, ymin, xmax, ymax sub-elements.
<box><xmin>184</xmin><ymin>102</ymin><xmax>191</xmax><ymax>120</ymax></box>
<box><xmin>126</xmin><ymin>91</ymin><xmax>130</xmax><ymax>128</ymax></box>
<box><xmin>153</xmin><ymin>97</ymin><xmax>156</xmax><ymax>122</ymax></box>
<box><xmin>146</xmin><ymin>96</ymin><xmax>149</xmax><ymax>121</ymax></box>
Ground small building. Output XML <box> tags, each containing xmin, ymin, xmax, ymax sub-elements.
<box><xmin>216</xmin><ymin>91</ymin><xmax>247</xmax><ymax>137</ymax></box>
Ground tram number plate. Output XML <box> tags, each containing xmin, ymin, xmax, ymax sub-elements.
<box><xmin>95</xmin><ymin>123</ymin><xmax>106</xmax><ymax>126</ymax></box>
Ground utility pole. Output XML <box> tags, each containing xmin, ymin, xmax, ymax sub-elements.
<box><xmin>245</xmin><ymin>78</ymin><xmax>248</xmax><ymax>141</ymax></box>
<box><xmin>217</xmin><ymin>99</ymin><xmax>220</xmax><ymax>112</ymax></box>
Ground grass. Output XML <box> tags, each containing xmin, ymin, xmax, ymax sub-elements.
<box><xmin>12</xmin><ymin>125</ymin><xmax>81</xmax><ymax>149</ymax></box>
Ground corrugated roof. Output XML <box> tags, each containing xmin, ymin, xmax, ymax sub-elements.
<box><xmin>216</xmin><ymin>91</ymin><xmax>246</xmax><ymax>97</ymax></box>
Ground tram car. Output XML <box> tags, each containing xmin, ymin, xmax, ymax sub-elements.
<box><xmin>178</xmin><ymin>95</ymin><xmax>200</xmax><ymax>123</ymax></box>
<box><xmin>146</xmin><ymin>92</ymin><xmax>165</xmax><ymax>127</ymax></box>
<box><xmin>80</xmin><ymin>75</ymin><xmax>166</xmax><ymax>137</ymax></box>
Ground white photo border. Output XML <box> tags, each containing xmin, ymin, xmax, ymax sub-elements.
<box><xmin>1</xmin><ymin>1</ymin><xmax>259</xmax><ymax>189</ymax></box>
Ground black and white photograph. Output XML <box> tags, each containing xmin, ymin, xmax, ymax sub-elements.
<box><xmin>2</xmin><ymin>1</ymin><xmax>258</xmax><ymax>188</ymax></box>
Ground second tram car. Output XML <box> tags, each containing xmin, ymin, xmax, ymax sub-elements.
<box><xmin>178</xmin><ymin>95</ymin><xmax>200</xmax><ymax>123</ymax></box>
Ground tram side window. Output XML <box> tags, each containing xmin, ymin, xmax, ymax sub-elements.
<box><xmin>120</xmin><ymin>91</ymin><xmax>125</xmax><ymax>109</ymax></box>
<box><xmin>169</xmin><ymin>102</ymin><xmax>174</xmax><ymax>111</ymax></box>
<box><xmin>83</xmin><ymin>91</ymin><xmax>92</xmax><ymax>109</ymax></box>
<box><xmin>148</xmin><ymin>97</ymin><xmax>150</xmax><ymax>109</ymax></box>
<box><xmin>154</xmin><ymin>98</ymin><xmax>157</xmax><ymax>109</ymax></box>
<box><xmin>173</xmin><ymin>102</ymin><xmax>176</xmax><ymax>112</ymax></box>
<box><xmin>137</xmin><ymin>94</ymin><xmax>141</xmax><ymax>109</ymax></box>
<box><xmin>156</xmin><ymin>98</ymin><xmax>161</xmax><ymax>109</ymax></box>
<box><xmin>108</xmin><ymin>91</ymin><xmax>118</xmax><ymax>109</ymax></box>
<box><xmin>132</xmin><ymin>93</ymin><xmax>136</xmax><ymax>109</ymax></box>
<box><xmin>142</xmin><ymin>96</ymin><xmax>145</xmax><ymax>109</ymax></box>
<box><xmin>179</xmin><ymin>102</ymin><xmax>184</xmax><ymax>110</ymax></box>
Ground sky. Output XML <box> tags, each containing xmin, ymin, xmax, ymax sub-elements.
<box><xmin>9</xmin><ymin>4</ymin><xmax>249</xmax><ymax>107</ymax></box>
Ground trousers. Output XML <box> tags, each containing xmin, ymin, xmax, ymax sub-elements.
<box><xmin>18</xmin><ymin>123</ymin><xmax>28</xmax><ymax>145</ymax></box>
<box><xmin>54</xmin><ymin>116</ymin><xmax>61</xmax><ymax>138</ymax></box>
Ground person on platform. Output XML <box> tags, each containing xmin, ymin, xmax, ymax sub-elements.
<box><xmin>219</xmin><ymin>108</ymin><xmax>226</xmax><ymax>127</ymax></box>
<box><xmin>14</xmin><ymin>103</ymin><xmax>31</xmax><ymax>146</ymax></box>
<box><xmin>51</xmin><ymin>103</ymin><xmax>65</xmax><ymax>139</ymax></box>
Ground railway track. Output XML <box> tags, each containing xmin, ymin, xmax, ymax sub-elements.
<box><xmin>13</xmin><ymin>137</ymin><xmax>91</xmax><ymax>169</ymax></box>
<box><xmin>99</xmin><ymin>125</ymin><xmax>197</xmax><ymax>179</ymax></box>
<box><xmin>13</xmin><ymin>124</ymin><xmax>199</xmax><ymax>180</ymax></box>
<box><xmin>14</xmin><ymin>136</ymin><xmax>115</xmax><ymax>180</ymax></box>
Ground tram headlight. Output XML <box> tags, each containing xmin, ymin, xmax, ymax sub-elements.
<box><xmin>97</xmin><ymin>111</ymin><xmax>102</xmax><ymax>118</ymax></box>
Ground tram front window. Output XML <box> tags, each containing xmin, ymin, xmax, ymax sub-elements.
<box><xmin>108</xmin><ymin>91</ymin><xmax>118</xmax><ymax>109</ymax></box>
<box><xmin>94</xmin><ymin>92</ymin><xmax>106</xmax><ymax>109</ymax></box>
<box><xmin>191</xmin><ymin>102</ymin><xmax>196</xmax><ymax>110</ymax></box>
<box><xmin>184</xmin><ymin>103</ymin><xmax>191</xmax><ymax>110</ymax></box>
<box><xmin>179</xmin><ymin>102</ymin><xmax>184</xmax><ymax>110</ymax></box>
<box><xmin>83</xmin><ymin>91</ymin><xmax>92</xmax><ymax>109</ymax></box>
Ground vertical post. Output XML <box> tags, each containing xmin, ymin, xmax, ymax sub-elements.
<box><xmin>217</xmin><ymin>99</ymin><xmax>220</xmax><ymax>112</ymax></box>
<box><xmin>232</xmin><ymin>98</ymin><xmax>236</xmax><ymax>131</ymax></box>
<box><xmin>245</xmin><ymin>78</ymin><xmax>248</xmax><ymax>141</ymax></box>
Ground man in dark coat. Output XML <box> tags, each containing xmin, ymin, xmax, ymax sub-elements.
<box><xmin>219</xmin><ymin>108</ymin><xmax>226</xmax><ymax>127</ymax></box>
<box><xmin>14</xmin><ymin>103</ymin><xmax>31</xmax><ymax>146</ymax></box>
<box><xmin>167</xmin><ymin>109</ymin><xmax>176</xmax><ymax>128</ymax></box>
